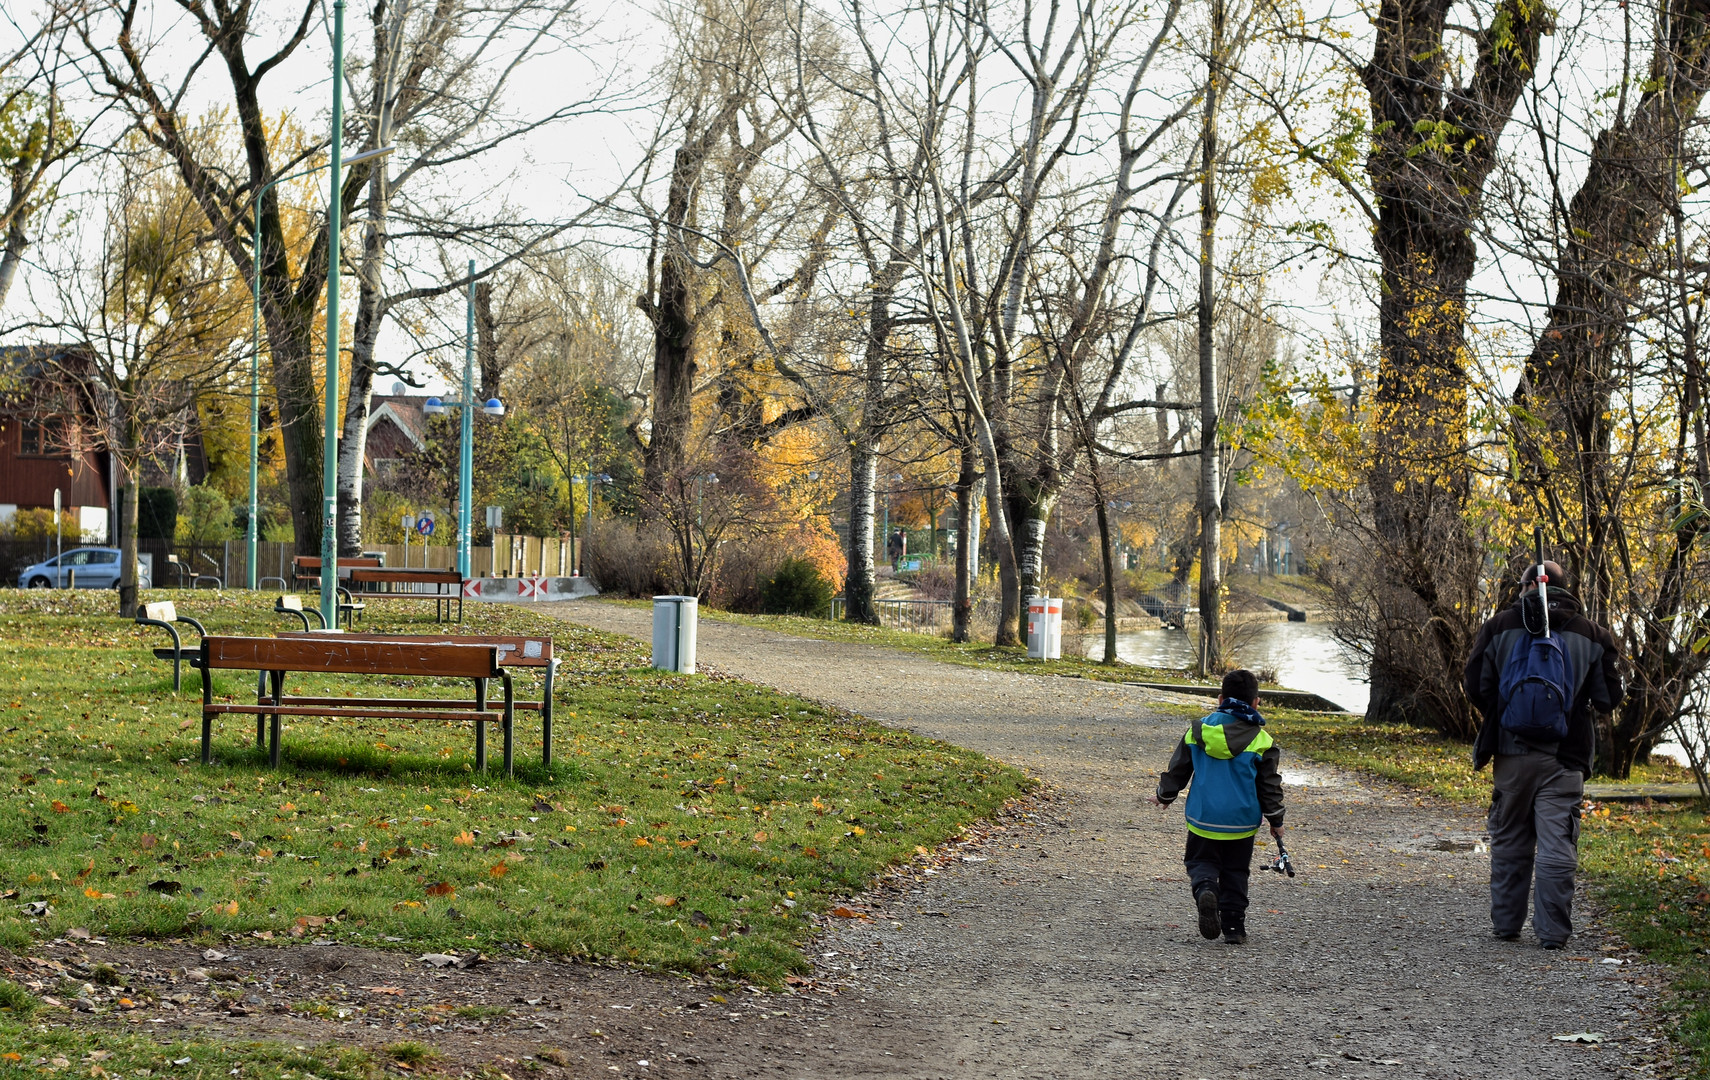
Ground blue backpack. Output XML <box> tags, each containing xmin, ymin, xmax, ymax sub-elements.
<box><xmin>1498</xmin><ymin>631</ymin><xmax>1575</xmax><ymax>742</ymax></box>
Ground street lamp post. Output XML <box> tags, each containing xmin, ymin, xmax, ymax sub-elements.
<box><xmin>424</xmin><ymin>265</ymin><xmax>503</xmax><ymax>583</ymax></box>
<box><xmin>319</xmin><ymin>0</ymin><xmax>349</xmax><ymax>628</ymax></box>
<box><xmin>247</xmin><ymin>146</ymin><xmax>392</xmax><ymax>591</ymax></box>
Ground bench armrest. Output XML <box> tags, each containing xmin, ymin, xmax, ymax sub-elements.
<box><xmin>177</xmin><ymin>616</ymin><xmax>208</xmax><ymax>640</ymax></box>
<box><xmin>137</xmin><ymin>618</ymin><xmax>181</xmax><ymax>652</ymax></box>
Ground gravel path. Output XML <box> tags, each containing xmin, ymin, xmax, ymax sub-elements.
<box><xmin>540</xmin><ymin>601</ymin><xmax>1676</xmax><ymax>1079</ymax></box>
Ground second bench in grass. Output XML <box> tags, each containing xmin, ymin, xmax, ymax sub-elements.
<box><xmin>199</xmin><ymin>636</ymin><xmax>520</xmax><ymax>774</ymax></box>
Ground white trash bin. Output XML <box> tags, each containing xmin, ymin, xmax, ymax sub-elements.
<box><xmin>1027</xmin><ymin>596</ymin><xmax>1048</xmax><ymax>659</ymax></box>
<box><xmin>652</xmin><ymin>595</ymin><xmax>698</xmax><ymax>673</ymax></box>
<box><xmin>1045</xmin><ymin>596</ymin><xmax>1063</xmax><ymax>660</ymax></box>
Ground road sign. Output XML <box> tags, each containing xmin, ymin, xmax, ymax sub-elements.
<box><xmin>486</xmin><ymin>505</ymin><xmax>503</xmax><ymax>531</ymax></box>
<box><xmin>417</xmin><ymin>513</ymin><xmax>435</xmax><ymax>537</ymax></box>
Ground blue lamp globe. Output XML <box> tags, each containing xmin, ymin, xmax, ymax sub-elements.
<box><xmin>423</xmin><ymin>397</ymin><xmax>445</xmax><ymax>415</ymax></box>
<box><xmin>482</xmin><ymin>398</ymin><xmax>505</xmax><ymax>417</ymax></box>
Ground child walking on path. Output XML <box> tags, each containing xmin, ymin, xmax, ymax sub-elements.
<box><xmin>1149</xmin><ymin>669</ymin><xmax>1285</xmax><ymax>944</ymax></box>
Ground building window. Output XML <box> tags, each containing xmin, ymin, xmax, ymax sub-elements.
<box><xmin>19</xmin><ymin>420</ymin><xmax>66</xmax><ymax>457</ymax></box>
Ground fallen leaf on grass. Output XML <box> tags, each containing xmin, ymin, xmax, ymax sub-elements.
<box><xmin>147</xmin><ymin>880</ymin><xmax>182</xmax><ymax>894</ymax></box>
<box><xmin>138</xmin><ymin>834</ymin><xmax>157</xmax><ymax>850</ymax></box>
<box><xmin>66</xmin><ymin>927</ymin><xmax>91</xmax><ymax>939</ymax></box>
<box><xmin>453</xmin><ymin>831</ymin><xmax>475</xmax><ymax>846</ymax></box>
<box><xmin>361</xmin><ymin>986</ymin><xmax>405</xmax><ymax>996</ymax></box>
<box><xmin>426</xmin><ymin>882</ymin><xmax>455</xmax><ymax>898</ymax></box>
<box><xmin>418</xmin><ymin>954</ymin><xmax>460</xmax><ymax>968</ymax></box>
<box><xmin>178</xmin><ymin>720</ymin><xmax>192</xmax><ymax>730</ymax></box>
<box><xmin>829</xmin><ymin>906</ymin><xmax>865</xmax><ymax>919</ymax></box>
<box><xmin>653</xmin><ymin>895</ymin><xmax>677</xmax><ymax>907</ymax></box>
<box><xmin>753</xmin><ymin>831</ymin><xmax>769</xmax><ymax>842</ymax></box>
<box><xmin>50</xmin><ymin>801</ymin><xmax>69</xmax><ymax>813</ymax></box>
<box><xmin>489</xmin><ymin>863</ymin><xmax>509</xmax><ymax>878</ymax></box>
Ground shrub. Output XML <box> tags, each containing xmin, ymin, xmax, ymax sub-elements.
<box><xmin>762</xmin><ymin>557</ymin><xmax>835</xmax><ymax>617</ymax></box>
<box><xmin>583</xmin><ymin>518</ymin><xmax>674</xmax><ymax>597</ymax></box>
<box><xmin>178</xmin><ymin>484</ymin><xmax>235</xmax><ymax>543</ymax></box>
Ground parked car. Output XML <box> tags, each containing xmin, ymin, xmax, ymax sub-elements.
<box><xmin>17</xmin><ymin>547</ymin><xmax>123</xmax><ymax>589</ymax></box>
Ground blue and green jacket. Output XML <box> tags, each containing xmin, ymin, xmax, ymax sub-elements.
<box><xmin>1155</xmin><ymin>700</ymin><xmax>1285</xmax><ymax>840</ymax></box>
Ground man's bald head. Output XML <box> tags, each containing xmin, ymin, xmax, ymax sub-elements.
<box><xmin>1521</xmin><ymin>560</ymin><xmax>1568</xmax><ymax>592</ymax></box>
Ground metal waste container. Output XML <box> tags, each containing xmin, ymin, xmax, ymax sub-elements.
<box><xmin>652</xmin><ymin>595</ymin><xmax>698</xmax><ymax>673</ymax></box>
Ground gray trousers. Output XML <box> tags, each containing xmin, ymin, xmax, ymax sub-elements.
<box><xmin>1488</xmin><ymin>750</ymin><xmax>1583</xmax><ymax>944</ymax></box>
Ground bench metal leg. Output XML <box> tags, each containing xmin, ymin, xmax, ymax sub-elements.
<box><xmin>201</xmin><ymin>658</ymin><xmax>213</xmax><ymax>764</ymax></box>
<box><xmin>541</xmin><ymin>659</ymin><xmax>557</xmax><ymax>767</ymax></box>
<box><xmin>268</xmin><ymin>671</ymin><xmax>284</xmax><ymax>768</ymax></box>
<box><xmin>474</xmin><ymin>678</ymin><xmax>487</xmax><ymax>772</ymax></box>
<box><xmin>255</xmin><ymin>670</ymin><xmax>267</xmax><ymax>750</ymax></box>
<box><xmin>171</xmin><ymin>646</ymin><xmax>182</xmax><ymax>693</ymax></box>
<box><xmin>501</xmin><ymin>671</ymin><xmax>514</xmax><ymax>778</ymax></box>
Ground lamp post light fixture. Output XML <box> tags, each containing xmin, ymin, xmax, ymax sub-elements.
<box><xmin>246</xmin><ymin>142</ymin><xmax>394</xmax><ymax>592</ymax></box>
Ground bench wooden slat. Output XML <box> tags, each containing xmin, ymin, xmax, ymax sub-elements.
<box><xmin>275</xmin><ymin>631</ymin><xmax>551</xmax><ymax>665</ymax></box>
<box><xmin>348</xmin><ymin>569</ymin><xmax>460</xmax><ymax>584</ymax></box>
<box><xmin>202</xmin><ymin>637</ymin><xmax>498</xmax><ymax>679</ymax></box>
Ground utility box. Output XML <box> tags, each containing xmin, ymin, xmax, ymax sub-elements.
<box><xmin>652</xmin><ymin>595</ymin><xmax>698</xmax><ymax>673</ymax></box>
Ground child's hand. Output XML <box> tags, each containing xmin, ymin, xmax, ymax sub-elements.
<box><xmin>1270</xmin><ymin>825</ymin><xmax>1285</xmax><ymax>838</ymax></box>
<box><xmin>1147</xmin><ymin>794</ymin><xmax>1165</xmax><ymax>807</ymax></box>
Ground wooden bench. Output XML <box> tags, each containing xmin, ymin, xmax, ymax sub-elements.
<box><xmin>279</xmin><ymin>631</ymin><xmax>557</xmax><ymax>763</ymax></box>
<box><xmin>289</xmin><ymin>556</ymin><xmax>373</xmax><ymax>625</ymax></box>
<box><xmin>198</xmin><ymin>636</ymin><xmax>517</xmax><ymax>774</ymax></box>
<box><xmin>347</xmin><ymin>568</ymin><xmax>464</xmax><ymax>623</ymax></box>
<box><xmin>136</xmin><ymin>601</ymin><xmax>207</xmax><ymax>691</ymax></box>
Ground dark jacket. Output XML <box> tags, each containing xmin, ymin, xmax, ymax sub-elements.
<box><xmin>1156</xmin><ymin>700</ymin><xmax>1285</xmax><ymax>839</ymax></box>
<box><xmin>1464</xmin><ymin>588</ymin><xmax>1622</xmax><ymax>778</ymax></box>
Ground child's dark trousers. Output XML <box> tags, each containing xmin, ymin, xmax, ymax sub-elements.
<box><xmin>1185</xmin><ymin>832</ymin><xmax>1256</xmax><ymax>931</ymax></box>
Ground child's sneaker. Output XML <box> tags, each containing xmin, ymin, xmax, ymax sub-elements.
<box><xmin>1195</xmin><ymin>888</ymin><xmax>1221</xmax><ymax>940</ymax></box>
<box><xmin>1222</xmin><ymin>922</ymin><xmax>1247</xmax><ymax>945</ymax></box>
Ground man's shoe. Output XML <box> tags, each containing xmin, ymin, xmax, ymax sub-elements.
<box><xmin>1196</xmin><ymin>889</ymin><xmax>1221</xmax><ymax>940</ymax></box>
<box><xmin>1540</xmin><ymin>940</ymin><xmax>1566</xmax><ymax>950</ymax></box>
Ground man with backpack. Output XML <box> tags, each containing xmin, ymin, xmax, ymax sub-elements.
<box><xmin>1464</xmin><ymin>559</ymin><xmax>1622</xmax><ymax>949</ymax></box>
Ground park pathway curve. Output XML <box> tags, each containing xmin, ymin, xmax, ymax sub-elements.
<box><xmin>540</xmin><ymin>601</ymin><xmax>1674</xmax><ymax>1080</ymax></box>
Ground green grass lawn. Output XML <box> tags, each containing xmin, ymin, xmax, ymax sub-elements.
<box><xmin>0</xmin><ymin>589</ymin><xmax>1030</xmax><ymax>989</ymax></box>
<box><xmin>1268</xmin><ymin>707</ymin><xmax>1710</xmax><ymax>1077</ymax></box>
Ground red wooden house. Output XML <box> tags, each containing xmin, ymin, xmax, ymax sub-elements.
<box><xmin>0</xmin><ymin>346</ymin><xmax>113</xmax><ymax>540</ymax></box>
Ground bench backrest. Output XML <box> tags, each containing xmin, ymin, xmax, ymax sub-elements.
<box><xmin>347</xmin><ymin>568</ymin><xmax>461</xmax><ymax>584</ymax></box>
<box><xmin>277</xmin><ymin>631</ymin><xmax>551</xmax><ymax>666</ymax></box>
<box><xmin>202</xmin><ymin>636</ymin><xmax>500</xmax><ymax>678</ymax></box>
<box><xmin>276</xmin><ymin>594</ymin><xmax>303</xmax><ymax>611</ymax></box>
<box><xmin>292</xmin><ymin>557</ymin><xmax>382</xmax><ymax>572</ymax></box>
<box><xmin>138</xmin><ymin>601</ymin><xmax>177</xmax><ymax>622</ymax></box>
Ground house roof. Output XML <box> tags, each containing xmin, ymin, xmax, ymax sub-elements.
<box><xmin>366</xmin><ymin>395</ymin><xmax>431</xmax><ymax>452</ymax></box>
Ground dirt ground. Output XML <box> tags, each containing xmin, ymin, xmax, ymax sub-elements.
<box><xmin>15</xmin><ymin>602</ymin><xmax>1681</xmax><ymax>1079</ymax></box>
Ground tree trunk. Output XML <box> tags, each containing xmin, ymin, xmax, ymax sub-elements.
<box><xmin>336</xmin><ymin>286</ymin><xmax>381</xmax><ymax>558</ymax></box>
<box><xmin>1091</xmin><ymin>463</ymin><xmax>1118</xmax><ymax>665</ymax></box>
<box><xmin>951</xmin><ymin>454</ymin><xmax>976</xmax><ymax>643</ymax></box>
<box><xmin>475</xmin><ymin>281</ymin><xmax>501</xmax><ymax>400</ymax></box>
<box><xmin>0</xmin><ymin>215</ymin><xmax>27</xmax><ymax>313</ymax></box>
<box><xmin>117</xmin><ymin>459</ymin><xmax>140</xmax><ymax>615</ymax></box>
<box><xmin>844</xmin><ymin>441</ymin><xmax>878</xmax><ymax>624</ymax></box>
<box><xmin>1196</xmin><ymin>0</ymin><xmax>1224</xmax><ymax>678</ymax></box>
<box><xmin>1359</xmin><ymin>0</ymin><xmax>1546</xmax><ymax>729</ymax></box>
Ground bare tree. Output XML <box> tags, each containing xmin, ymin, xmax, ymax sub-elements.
<box><xmin>36</xmin><ymin>150</ymin><xmax>245</xmax><ymax>611</ymax></box>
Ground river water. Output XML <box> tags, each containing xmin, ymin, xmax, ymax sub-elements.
<box><xmin>1085</xmin><ymin>620</ymin><xmax>1371</xmax><ymax>712</ymax></box>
